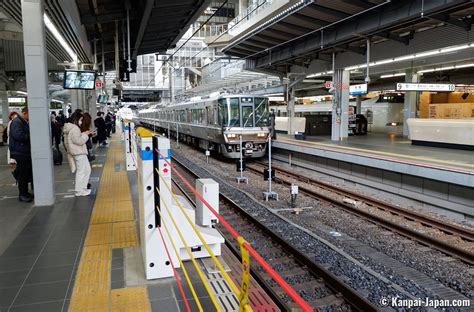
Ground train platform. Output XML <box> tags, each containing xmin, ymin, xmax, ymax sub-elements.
<box><xmin>274</xmin><ymin>133</ymin><xmax>473</xmax><ymax>185</ymax></box>
<box><xmin>272</xmin><ymin>133</ymin><xmax>473</xmax><ymax>220</ymax></box>
<box><xmin>0</xmin><ymin>132</ymin><xmax>281</xmax><ymax>312</ymax></box>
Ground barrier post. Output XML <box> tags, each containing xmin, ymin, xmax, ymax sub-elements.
<box><xmin>137</xmin><ymin>131</ymin><xmax>174</xmax><ymax>279</ymax></box>
<box><xmin>124</xmin><ymin>120</ymin><xmax>136</xmax><ymax>171</ymax></box>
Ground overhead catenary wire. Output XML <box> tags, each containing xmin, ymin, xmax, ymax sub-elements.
<box><xmin>144</xmin><ymin>0</ymin><xmax>230</xmax><ymax>89</ymax></box>
<box><xmin>143</xmin><ymin>0</ymin><xmax>269</xmax><ymax>91</ymax></box>
<box><xmin>187</xmin><ymin>0</ymin><xmax>393</xmax><ymax>92</ymax></box>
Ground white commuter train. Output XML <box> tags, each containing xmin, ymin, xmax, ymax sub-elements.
<box><xmin>136</xmin><ymin>94</ymin><xmax>270</xmax><ymax>158</ymax></box>
<box><xmin>271</xmin><ymin>97</ymin><xmax>404</xmax><ymax>135</ymax></box>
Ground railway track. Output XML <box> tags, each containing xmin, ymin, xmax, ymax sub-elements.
<box><xmin>247</xmin><ymin>161</ymin><xmax>474</xmax><ymax>265</ymax></box>
<box><xmin>171</xmin><ymin>155</ymin><xmax>378</xmax><ymax>312</ymax></box>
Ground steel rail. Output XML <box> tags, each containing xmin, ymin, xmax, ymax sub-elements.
<box><xmin>171</xmin><ymin>155</ymin><xmax>378</xmax><ymax>312</ymax></box>
<box><xmin>249</xmin><ymin>162</ymin><xmax>474</xmax><ymax>265</ymax></box>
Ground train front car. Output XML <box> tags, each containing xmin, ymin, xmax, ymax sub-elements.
<box><xmin>219</xmin><ymin>95</ymin><xmax>270</xmax><ymax>158</ymax></box>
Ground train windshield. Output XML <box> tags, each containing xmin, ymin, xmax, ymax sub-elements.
<box><xmin>242</xmin><ymin>105</ymin><xmax>254</xmax><ymax>127</ymax></box>
<box><xmin>254</xmin><ymin>97</ymin><xmax>269</xmax><ymax>127</ymax></box>
<box><xmin>218</xmin><ymin>98</ymin><xmax>240</xmax><ymax>127</ymax></box>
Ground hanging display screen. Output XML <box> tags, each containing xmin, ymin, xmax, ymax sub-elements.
<box><xmin>63</xmin><ymin>70</ymin><xmax>97</xmax><ymax>90</ymax></box>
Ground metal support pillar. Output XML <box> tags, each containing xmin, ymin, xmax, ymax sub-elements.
<box><xmin>70</xmin><ymin>90</ymin><xmax>79</xmax><ymax>112</ymax></box>
<box><xmin>287</xmin><ymin>86</ymin><xmax>295</xmax><ymax>135</ymax></box>
<box><xmin>331</xmin><ymin>69</ymin><xmax>350</xmax><ymax>141</ymax></box>
<box><xmin>235</xmin><ymin>134</ymin><xmax>248</xmax><ymax>184</ymax></box>
<box><xmin>169</xmin><ymin>57</ymin><xmax>174</xmax><ymax>103</ymax></box>
<box><xmin>263</xmin><ymin>136</ymin><xmax>278</xmax><ymax>201</ymax></box>
<box><xmin>101</xmin><ymin>40</ymin><xmax>106</xmax><ymax>91</ymax></box>
<box><xmin>356</xmin><ymin>95</ymin><xmax>362</xmax><ymax>114</ymax></box>
<box><xmin>403</xmin><ymin>70</ymin><xmax>419</xmax><ymax>137</ymax></box>
<box><xmin>21</xmin><ymin>0</ymin><xmax>54</xmax><ymax>205</ymax></box>
<box><xmin>115</xmin><ymin>21</ymin><xmax>120</xmax><ymax>79</ymax></box>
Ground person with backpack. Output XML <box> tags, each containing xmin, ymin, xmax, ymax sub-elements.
<box><xmin>8</xmin><ymin>107</ymin><xmax>33</xmax><ymax>202</ymax></box>
<box><xmin>63</xmin><ymin>113</ymin><xmax>93</xmax><ymax>196</ymax></box>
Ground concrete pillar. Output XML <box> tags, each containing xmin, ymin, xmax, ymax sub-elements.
<box><xmin>0</xmin><ymin>41</ymin><xmax>8</xmax><ymax>125</ymax></box>
<box><xmin>21</xmin><ymin>0</ymin><xmax>54</xmax><ymax>205</ymax></box>
<box><xmin>331</xmin><ymin>69</ymin><xmax>350</xmax><ymax>141</ymax></box>
<box><xmin>403</xmin><ymin>69</ymin><xmax>419</xmax><ymax>137</ymax></box>
<box><xmin>238</xmin><ymin>0</ymin><xmax>248</xmax><ymax>16</ymax></box>
<box><xmin>356</xmin><ymin>95</ymin><xmax>362</xmax><ymax>114</ymax></box>
<box><xmin>0</xmin><ymin>82</ymin><xmax>8</xmax><ymax>125</ymax></box>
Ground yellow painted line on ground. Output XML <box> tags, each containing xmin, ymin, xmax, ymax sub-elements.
<box><xmin>278</xmin><ymin>138</ymin><xmax>474</xmax><ymax>168</ymax></box>
<box><xmin>69</xmin><ymin>133</ymin><xmax>150</xmax><ymax>312</ymax></box>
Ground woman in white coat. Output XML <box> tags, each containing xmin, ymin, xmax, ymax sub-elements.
<box><xmin>63</xmin><ymin>113</ymin><xmax>93</xmax><ymax>196</ymax></box>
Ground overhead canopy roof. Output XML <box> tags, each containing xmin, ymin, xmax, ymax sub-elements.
<box><xmin>1</xmin><ymin>0</ymin><xmax>211</xmax><ymax>70</ymax></box>
<box><xmin>76</xmin><ymin>0</ymin><xmax>212</xmax><ymax>70</ymax></box>
<box><xmin>223</xmin><ymin>0</ymin><xmax>474</xmax><ymax>73</ymax></box>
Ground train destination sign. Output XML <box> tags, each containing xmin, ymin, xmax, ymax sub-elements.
<box><xmin>349</xmin><ymin>83</ymin><xmax>368</xmax><ymax>95</ymax></box>
<box><xmin>396</xmin><ymin>83</ymin><xmax>455</xmax><ymax>92</ymax></box>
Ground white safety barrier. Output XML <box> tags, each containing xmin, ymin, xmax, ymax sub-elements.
<box><xmin>135</xmin><ymin>131</ymin><xmax>223</xmax><ymax>280</ymax></box>
<box><xmin>124</xmin><ymin>120</ymin><xmax>137</xmax><ymax>171</ymax></box>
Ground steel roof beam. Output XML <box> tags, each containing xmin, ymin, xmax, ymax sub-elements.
<box><xmin>279</xmin><ymin>21</ymin><xmax>313</xmax><ymax>33</ymax></box>
<box><xmin>132</xmin><ymin>0</ymin><xmax>154</xmax><ymax>59</ymax></box>
<box><xmin>264</xmin><ymin>28</ymin><xmax>296</xmax><ymax>39</ymax></box>
<box><xmin>81</xmin><ymin>11</ymin><xmax>137</xmax><ymax>25</ymax></box>
<box><xmin>429</xmin><ymin>13</ymin><xmax>472</xmax><ymax>31</ymax></box>
<box><xmin>293</xmin><ymin>13</ymin><xmax>330</xmax><ymax>27</ymax></box>
<box><xmin>245</xmin><ymin>39</ymin><xmax>273</xmax><ymax>49</ymax></box>
<box><xmin>253</xmin><ymin>0</ymin><xmax>471</xmax><ymax>68</ymax></box>
<box><xmin>376</xmin><ymin>31</ymin><xmax>411</xmax><ymax>45</ymax></box>
<box><xmin>337</xmin><ymin>0</ymin><xmax>373</xmax><ymax>10</ymax></box>
<box><xmin>339</xmin><ymin>44</ymin><xmax>366</xmax><ymax>55</ymax></box>
<box><xmin>305</xmin><ymin>4</ymin><xmax>350</xmax><ymax>20</ymax></box>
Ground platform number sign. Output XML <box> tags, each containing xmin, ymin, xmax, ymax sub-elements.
<box><xmin>396</xmin><ymin>83</ymin><xmax>455</xmax><ymax>92</ymax></box>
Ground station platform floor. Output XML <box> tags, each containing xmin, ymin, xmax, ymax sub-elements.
<box><xmin>273</xmin><ymin>133</ymin><xmax>474</xmax><ymax>187</ymax></box>
<box><xmin>275</xmin><ymin>133</ymin><xmax>473</xmax><ymax>172</ymax></box>
<box><xmin>0</xmin><ymin>134</ymin><xmax>277</xmax><ymax>312</ymax></box>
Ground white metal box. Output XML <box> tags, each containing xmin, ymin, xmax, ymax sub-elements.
<box><xmin>196</xmin><ymin>179</ymin><xmax>219</xmax><ymax>227</ymax></box>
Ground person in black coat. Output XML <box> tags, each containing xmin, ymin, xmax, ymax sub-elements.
<box><xmin>105</xmin><ymin>112</ymin><xmax>112</xmax><ymax>138</ymax></box>
<box><xmin>94</xmin><ymin>112</ymin><xmax>107</xmax><ymax>146</ymax></box>
<box><xmin>9</xmin><ymin>107</ymin><xmax>33</xmax><ymax>202</ymax></box>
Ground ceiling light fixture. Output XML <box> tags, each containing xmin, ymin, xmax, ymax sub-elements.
<box><xmin>380</xmin><ymin>73</ymin><xmax>405</xmax><ymax>78</ymax></box>
<box><xmin>43</xmin><ymin>14</ymin><xmax>77</xmax><ymax>62</ymax></box>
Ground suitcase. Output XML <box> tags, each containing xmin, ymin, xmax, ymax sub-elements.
<box><xmin>53</xmin><ymin>147</ymin><xmax>63</xmax><ymax>165</ymax></box>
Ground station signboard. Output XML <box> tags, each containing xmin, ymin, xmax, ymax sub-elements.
<box><xmin>349</xmin><ymin>83</ymin><xmax>368</xmax><ymax>95</ymax></box>
<box><xmin>396</xmin><ymin>83</ymin><xmax>455</xmax><ymax>92</ymax></box>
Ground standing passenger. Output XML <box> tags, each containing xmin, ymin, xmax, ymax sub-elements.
<box><xmin>8</xmin><ymin>107</ymin><xmax>33</xmax><ymax>202</ymax></box>
<box><xmin>94</xmin><ymin>112</ymin><xmax>107</xmax><ymax>146</ymax></box>
<box><xmin>64</xmin><ymin>113</ymin><xmax>92</xmax><ymax>196</ymax></box>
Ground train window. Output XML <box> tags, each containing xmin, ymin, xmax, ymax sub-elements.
<box><xmin>242</xmin><ymin>105</ymin><xmax>254</xmax><ymax>127</ymax></box>
<box><xmin>218</xmin><ymin>98</ymin><xmax>228</xmax><ymax>126</ymax></box>
<box><xmin>229</xmin><ymin>98</ymin><xmax>240</xmax><ymax>127</ymax></box>
<box><xmin>255</xmin><ymin>97</ymin><xmax>269</xmax><ymax>127</ymax></box>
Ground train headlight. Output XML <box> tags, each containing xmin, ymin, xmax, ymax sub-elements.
<box><xmin>257</xmin><ymin>133</ymin><xmax>266</xmax><ymax>138</ymax></box>
<box><xmin>226</xmin><ymin>133</ymin><xmax>237</xmax><ymax>139</ymax></box>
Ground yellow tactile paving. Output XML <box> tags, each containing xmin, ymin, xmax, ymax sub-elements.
<box><xmin>84</xmin><ymin>224</ymin><xmax>114</xmax><ymax>246</ymax></box>
<box><xmin>69</xmin><ymin>131</ymin><xmax>150</xmax><ymax>312</ymax></box>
